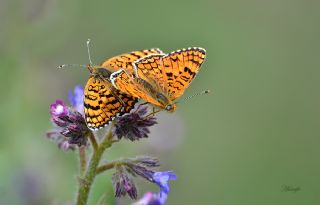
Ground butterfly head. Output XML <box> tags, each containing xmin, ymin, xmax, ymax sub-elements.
<box><xmin>165</xmin><ymin>103</ymin><xmax>177</xmax><ymax>112</ymax></box>
<box><xmin>87</xmin><ymin>64</ymin><xmax>93</xmax><ymax>73</ymax></box>
<box><xmin>155</xmin><ymin>93</ymin><xmax>175</xmax><ymax>112</ymax></box>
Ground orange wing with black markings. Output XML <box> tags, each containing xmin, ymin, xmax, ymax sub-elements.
<box><xmin>101</xmin><ymin>48</ymin><xmax>163</xmax><ymax>73</ymax></box>
<box><xmin>135</xmin><ymin>47</ymin><xmax>206</xmax><ymax>100</ymax></box>
<box><xmin>84</xmin><ymin>76</ymin><xmax>137</xmax><ymax>130</ymax></box>
<box><xmin>161</xmin><ymin>47</ymin><xmax>205</xmax><ymax>100</ymax></box>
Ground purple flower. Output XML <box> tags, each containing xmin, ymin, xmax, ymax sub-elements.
<box><xmin>50</xmin><ymin>99</ymin><xmax>68</xmax><ymax>119</ymax></box>
<box><xmin>132</xmin><ymin>171</ymin><xmax>177</xmax><ymax>205</ymax></box>
<box><xmin>112</xmin><ymin>166</ymin><xmax>138</xmax><ymax>200</ymax></box>
<box><xmin>60</xmin><ymin>123</ymin><xmax>88</xmax><ymax>146</ymax></box>
<box><xmin>112</xmin><ymin>158</ymin><xmax>176</xmax><ymax>205</ymax></box>
<box><xmin>152</xmin><ymin>171</ymin><xmax>177</xmax><ymax>194</ymax></box>
<box><xmin>112</xmin><ymin>157</ymin><xmax>159</xmax><ymax>200</ymax></box>
<box><xmin>47</xmin><ymin>131</ymin><xmax>76</xmax><ymax>151</ymax></box>
<box><xmin>47</xmin><ymin>86</ymin><xmax>90</xmax><ymax>149</ymax></box>
<box><xmin>59</xmin><ymin>140</ymin><xmax>73</xmax><ymax>151</ymax></box>
<box><xmin>113</xmin><ymin>105</ymin><xmax>157</xmax><ymax>141</ymax></box>
<box><xmin>132</xmin><ymin>192</ymin><xmax>161</xmax><ymax>205</ymax></box>
<box><xmin>68</xmin><ymin>85</ymin><xmax>84</xmax><ymax>115</ymax></box>
<box><xmin>125</xmin><ymin>156</ymin><xmax>159</xmax><ymax>182</ymax></box>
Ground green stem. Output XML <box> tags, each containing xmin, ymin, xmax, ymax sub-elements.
<box><xmin>96</xmin><ymin>161</ymin><xmax>118</xmax><ymax>175</ymax></box>
<box><xmin>79</xmin><ymin>146</ymin><xmax>87</xmax><ymax>176</ymax></box>
<box><xmin>88</xmin><ymin>131</ymin><xmax>98</xmax><ymax>152</ymax></box>
<box><xmin>76</xmin><ymin>130</ymin><xmax>113</xmax><ymax>205</ymax></box>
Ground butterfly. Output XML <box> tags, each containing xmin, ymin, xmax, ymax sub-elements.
<box><xmin>109</xmin><ymin>47</ymin><xmax>206</xmax><ymax>112</ymax></box>
<box><xmin>83</xmin><ymin>48</ymin><xmax>163</xmax><ymax>130</ymax></box>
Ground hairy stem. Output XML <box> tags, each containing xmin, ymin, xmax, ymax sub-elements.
<box><xmin>96</xmin><ymin>161</ymin><xmax>118</xmax><ymax>175</ymax></box>
<box><xmin>76</xmin><ymin>130</ymin><xmax>113</xmax><ymax>205</ymax></box>
<box><xmin>79</xmin><ymin>146</ymin><xmax>87</xmax><ymax>176</ymax></box>
<box><xmin>88</xmin><ymin>131</ymin><xmax>98</xmax><ymax>152</ymax></box>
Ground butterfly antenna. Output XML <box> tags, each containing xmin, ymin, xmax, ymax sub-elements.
<box><xmin>57</xmin><ymin>64</ymin><xmax>87</xmax><ymax>69</ymax></box>
<box><xmin>57</xmin><ymin>39</ymin><xmax>94</xmax><ymax>73</ymax></box>
<box><xmin>176</xmin><ymin>90</ymin><xmax>210</xmax><ymax>104</ymax></box>
<box><xmin>86</xmin><ymin>38</ymin><xmax>93</xmax><ymax>66</ymax></box>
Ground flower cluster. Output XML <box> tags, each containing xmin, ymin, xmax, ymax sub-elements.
<box><xmin>47</xmin><ymin>85</ymin><xmax>177</xmax><ymax>205</ymax></box>
<box><xmin>112</xmin><ymin>156</ymin><xmax>160</xmax><ymax>200</ymax></box>
<box><xmin>113</xmin><ymin>166</ymin><xmax>138</xmax><ymax>199</ymax></box>
<box><xmin>112</xmin><ymin>156</ymin><xmax>176</xmax><ymax>204</ymax></box>
<box><xmin>47</xmin><ymin>86</ymin><xmax>89</xmax><ymax>149</ymax></box>
<box><xmin>113</xmin><ymin>105</ymin><xmax>157</xmax><ymax>141</ymax></box>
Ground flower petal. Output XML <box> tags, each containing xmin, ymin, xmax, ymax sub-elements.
<box><xmin>152</xmin><ymin>171</ymin><xmax>177</xmax><ymax>194</ymax></box>
<box><xmin>50</xmin><ymin>99</ymin><xmax>68</xmax><ymax>117</ymax></box>
<box><xmin>157</xmin><ymin>191</ymin><xmax>168</xmax><ymax>205</ymax></box>
<box><xmin>68</xmin><ymin>85</ymin><xmax>84</xmax><ymax>115</ymax></box>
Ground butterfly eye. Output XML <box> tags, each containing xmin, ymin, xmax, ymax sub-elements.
<box><xmin>165</xmin><ymin>104</ymin><xmax>176</xmax><ymax>112</ymax></box>
<box><xmin>165</xmin><ymin>105</ymin><xmax>172</xmax><ymax>111</ymax></box>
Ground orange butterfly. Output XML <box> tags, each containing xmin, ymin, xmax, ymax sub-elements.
<box><xmin>82</xmin><ymin>48</ymin><xmax>163</xmax><ymax>130</ymax></box>
<box><xmin>109</xmin><ymin>47</ymin><xmax>206</xmax><ymax>112</ymax></box>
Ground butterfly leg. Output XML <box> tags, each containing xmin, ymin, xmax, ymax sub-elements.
<box><xmin>152</xmin><ymin>107</ymin><xmax>156</xmax><ymax>117</ymax></box>
<box><xmin>144</xmin><ymin>108</ymin><xmax>161</xmax><ymax>119</ymax></box>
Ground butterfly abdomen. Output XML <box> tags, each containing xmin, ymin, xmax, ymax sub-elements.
<box><xmin>134</xmin><ymin>77</ymin><xmax>171</xmax><ymax>107</ymax></box>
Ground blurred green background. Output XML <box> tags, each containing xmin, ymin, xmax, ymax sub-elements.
<box><xmin>1</xmin><ymin>0</ymin><xmax>320</xmax><ymax>204</ymax></box>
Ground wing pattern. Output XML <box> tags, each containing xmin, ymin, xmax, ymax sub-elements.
<box><xmin>101</xmin><ymin>48</ymin><xmax>163</xmax><ymax>73</ymax></box>
<box><xmin>135</xmin><ymin>47</ymin><xmax>206</xmax><ymax>100</ymax></box>
<box><xmin>84</xmin><ymin>76</ymin><xmax>137</xmax><ymax>130</ymax></box>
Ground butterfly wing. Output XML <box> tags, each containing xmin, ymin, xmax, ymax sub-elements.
<box><xmin>133</xmin><ymin>54</ymin><xmax>167</xmax><ymax>92</ymax></box>
<box><xmin>135</xmin><ymin>47</ymin><xmax>206</xmax><ymax>101</ymax></box>
<box><xmin>84</xmin><ymin>76</ymin><xmax>137</xmax><ymax>130</ymax></box>
<box><xmin>101</xmin><ymin>48</ymin><xmax>163</xmax><ymax>73</ymax></box>
<box><xmin>110</xmin><ymin>69</ymin><xmax>163</xmax><ymax>108</ymax></box>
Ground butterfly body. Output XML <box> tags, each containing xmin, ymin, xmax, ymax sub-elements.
<box><xmin>131</xmin><ymin>77</ymin><xmax>176</xmax><ymax>112</ymax></box>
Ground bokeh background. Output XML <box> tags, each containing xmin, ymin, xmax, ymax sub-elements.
<box><xmin>1</xmin><ymin>0</ymin><xmax>320</xmax><ymax>204</ymax></box>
